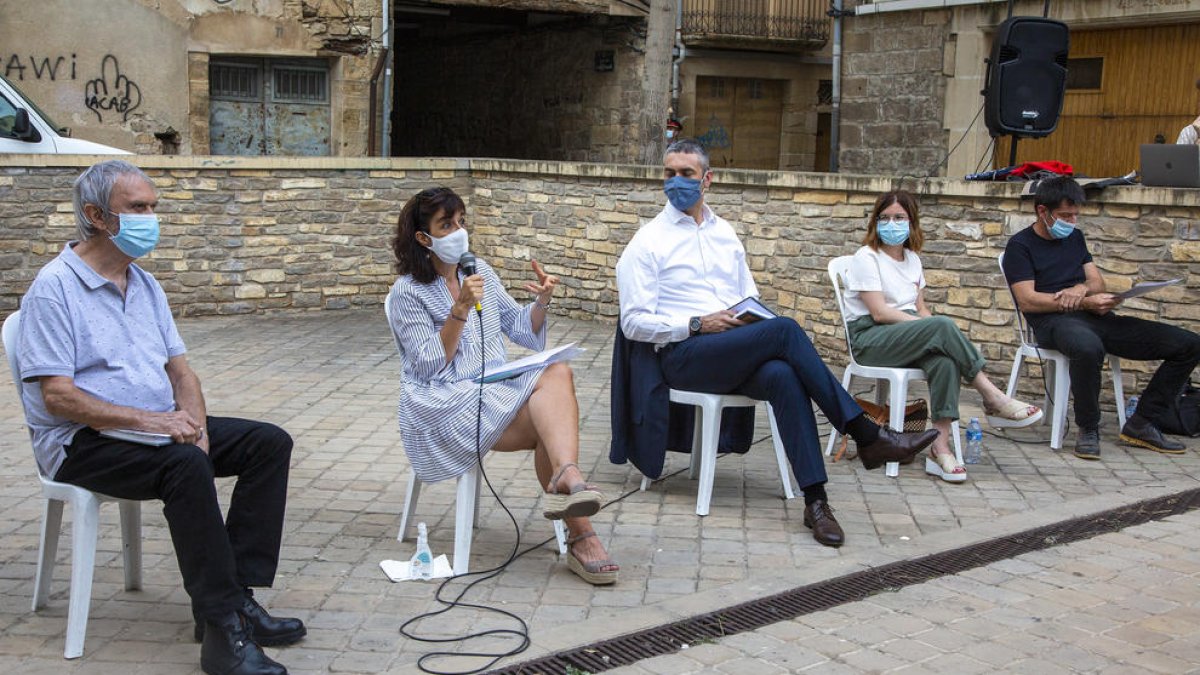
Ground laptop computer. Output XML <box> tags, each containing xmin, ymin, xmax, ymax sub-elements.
<box><xmin>1140</xmin><ymin>143</ymin><xmax>1200</xmax><ymax>188</ymax></box>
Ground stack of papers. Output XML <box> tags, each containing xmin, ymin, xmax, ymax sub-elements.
<box><xmin>473</xmin><ymin>343</ymin><xmax>585</xmax><ymax>384</ymax></box>
<box><xmin>98</xmin><ymin>429</ymin><xmax>173</xmax><ymax>446</ymax></box>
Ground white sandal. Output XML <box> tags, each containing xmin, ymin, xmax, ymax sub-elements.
<box><xmin>925</xmin><ymin>451</ymin><xmax>968</xmax><ymax>483</ymax></box>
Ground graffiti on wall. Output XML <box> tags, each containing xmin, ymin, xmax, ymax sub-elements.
<box><xmin>3</xmin><ymin>54</ymin><xmax>77</xmax><ymax>81</ymax></box>
<box><xmin>84</xmin><ymin>55</ymin><xmax>141</xmax><ymax>122</ymax></box>
<box><xmin>696</xmin><ymin>113</ymin><xmax>732</xmax><ymax>150</ymax></box>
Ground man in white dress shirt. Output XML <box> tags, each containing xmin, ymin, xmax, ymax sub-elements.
<box><xmin>615</xmin><ymin>139</ymin><xmax>937</xmax><ymax>547</ymax></box>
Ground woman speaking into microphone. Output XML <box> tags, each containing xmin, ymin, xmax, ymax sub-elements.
<box><xmin>387</xmin><ymin>187</ymin><xmax>618</xmax><ymax>585</ymax></box>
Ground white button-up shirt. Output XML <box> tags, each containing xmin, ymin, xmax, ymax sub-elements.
<box><xmin>616</xmin><ymin>202</ymin><xmax>758</xmax><ymax>346</ymax></box>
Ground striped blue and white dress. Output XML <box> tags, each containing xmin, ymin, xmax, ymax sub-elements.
<box><xmin>388</xmin><ymin>258</ymin><xmax>548</xmax><ymax>483</ymax></box>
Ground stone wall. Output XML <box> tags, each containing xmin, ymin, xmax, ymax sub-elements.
<box><xmin>391</xmin><ymin>17</ymin><xmax>649</xmax><ymax>164</ymax></box>
<box><xmin>838</xmin><ymin>8</ymin><xmax>952</xmax><ymax>175</ymax></box>
<box><xmin>3</xmin><ymin>155</ymin><xmax>1199</xmax><ymax>403</ymax></box>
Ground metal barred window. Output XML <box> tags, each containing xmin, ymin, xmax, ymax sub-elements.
<box><xmin>272</xmin><ymin>66</ymin><xmax>328</xmax><ymax>104</ymax></box>
<box><xmin>209</xmin><ymin>62</ymin><xmax>260</xmax><ymax>101</ymax></box>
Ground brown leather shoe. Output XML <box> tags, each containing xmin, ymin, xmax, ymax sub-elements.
<box><xmin>803</xmin><ymin>499</ymin><xmax>845</xmax><ymax>548</ymax></box>
<box><xmin>857</xmin><ymin>427</ymin><xmax>939</xmax><ymax>470</ymax></box>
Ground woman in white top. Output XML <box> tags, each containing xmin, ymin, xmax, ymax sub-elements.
<box><xmin>843</xmin><ymin>190</ymin><xmax>1043</xmax><ymax>482</ymax></box>
<box><xmin>388</xmin><ymin>187</ymin><xmax>617</xmax><ymax>584</ymax></box>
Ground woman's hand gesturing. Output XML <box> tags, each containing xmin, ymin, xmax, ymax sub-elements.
<box><xmin>524</xmin><ymin>260</ymin><xmax>558</xmax><ymax>305</ymax></box>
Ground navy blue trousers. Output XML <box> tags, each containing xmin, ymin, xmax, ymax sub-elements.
<box><xmin>660</xmin><ymin>317</ymin><xmax>863</xmax><ymax>489</ymax></box>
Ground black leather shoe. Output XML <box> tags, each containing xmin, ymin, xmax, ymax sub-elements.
<box><xmin>196</xmin><ymin>596</ymin><xmax>306</xmax><ymax>647</ymax></box>
<box><xmin>1073</xmin><ymin>428</ymin><xmax>1101</xmax><ymax>460</ymax></box>
<box><xmin>200</xmin><ymin>614</ymin><xmax>287</xmax><ymax>675</ymax></box>
<box><xmin>803</xmin><ymin>500</ymin><xmax>845</xmax><ymax>547</ymax></box>
<box><xmin>1121</xmin><ymin>415</ymin><xmax>1186</xmax><ymax>454</ymax></box>
<box><xmin>857</xmin><ymin>427</ymin><xmax>939</xmax><ymax>470</ymax></box>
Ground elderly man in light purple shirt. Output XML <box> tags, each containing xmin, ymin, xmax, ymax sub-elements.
<box><xmin>16</xmin><ymin>160</ymin><xmax>301</xmax><ymax>675</ymax></box>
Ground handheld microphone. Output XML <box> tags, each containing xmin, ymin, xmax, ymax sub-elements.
<box><xmin>459</xmin><ymin>252</ymin><xmax>482</xmax><ymax>313</ymax></box>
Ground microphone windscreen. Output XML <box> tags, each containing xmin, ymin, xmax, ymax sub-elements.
<box><xmin>459</xmin><ymin>252</ymin><xmax>477</xmax><ymax>276</ymax></box>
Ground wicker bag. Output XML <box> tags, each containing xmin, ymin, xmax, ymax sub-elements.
<box><xmin>833</xmin><ymin>397</ymin><xmax>929</xmax><ymax>462</ymax></box>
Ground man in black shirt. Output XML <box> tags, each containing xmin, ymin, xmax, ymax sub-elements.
<box><xmin>1003</xmin><ymin>176</ymin><xmax>1200</xmax><ymax>459</ymax></box>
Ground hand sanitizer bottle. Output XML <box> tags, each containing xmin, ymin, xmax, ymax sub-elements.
<box><xmin>410</xmin><ymin>522</ymin><xmax>433</xmax><ymax>580</ymax></box>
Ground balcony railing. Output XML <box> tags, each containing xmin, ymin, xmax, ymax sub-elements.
<box><xmin>681</xmin><ymin>0</ymin><xmax>830</xmax><ymax>52</ymax></box>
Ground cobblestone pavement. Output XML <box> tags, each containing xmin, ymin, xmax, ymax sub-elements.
<box><xmin>616</xmin><ymin>508</ymin><xmax>1200</xmax><ymax>675</ymax></box>
<box><xmin>0</xmin><ymin>310</ymin><xmax>1197</xmax><ymax>673</ymax></box>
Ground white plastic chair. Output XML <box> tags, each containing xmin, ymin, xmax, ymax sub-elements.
<box><xmin>638</xmin><ymin>391</ymin><xmax>796</xmax><ymax>517</ymax></box>
<box><xmin>3</xmin><ymin>311</ymin><xmax>144</xmax><ymax>659</ymax></box>
<box><xmin>998</xmin><ymin>254</ymin><xmax>1125</xmax><ymax>449</ymax></box>
<box><xmin>824</xmin><ymin>256</ymin><xmax>963</xmax><ymax>477</ymax></box>
<box><xmin>384</xmin><ymin>291</ymin><xmax>567</xmax><ymax>575</ymax></box>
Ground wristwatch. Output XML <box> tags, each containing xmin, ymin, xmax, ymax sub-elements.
<box><xmin>688</xmin><ymin>316</ymin><xmax>702</xmax><ymax>336</ymax></box>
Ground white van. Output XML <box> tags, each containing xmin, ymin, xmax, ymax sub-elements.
<box><xmin>0</xmin><ymin>74</ymin><xmax>129</xmax><ymax>154</ymax></box>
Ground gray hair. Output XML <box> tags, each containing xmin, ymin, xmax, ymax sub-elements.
<box><xmin>664</xmin><ymin>138</ymin><xmax>711</xmax><ymax>174</ymax></box>
<box><xmin>72</xmin><ymin>160</ymin><xmax>153</xmax><ymax>241</ymax></box>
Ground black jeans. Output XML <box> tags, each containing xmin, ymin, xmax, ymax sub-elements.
<box><xmin>1029</xmin><ymin>312</ymin><xmax>1200</xmax><ymax>430</ymax></box>
<box><xmin>55</xmin><ymin>416</ymin><xmax>292</xmax><ymax>621</ymax></box>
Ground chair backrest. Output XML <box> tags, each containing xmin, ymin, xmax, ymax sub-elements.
<box><xmin>996</xmin><ymin>253</ymin><xmax>1037</xmax><ymax>348</ymax></box>
<box><xmin>3</xmin><ymin>310</ymin><xmax>21</xmax><ymax>401</ymax></box>
<box><xmin>383</xmin><ymin>286</ymin><xmax>404</xmax><ymax>356</ymax></box>
<box><xmin>826</xmin><ymin>256</ymin><xmax>862</xmax><ymax>366</ymax></box>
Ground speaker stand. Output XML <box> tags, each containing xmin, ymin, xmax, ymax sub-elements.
<box><xmin>1009</xmin><ymin>136</ymin><xmax>1019</xmax><ymax>167</ymax></box>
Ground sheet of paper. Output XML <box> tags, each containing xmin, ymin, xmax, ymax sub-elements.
<box><xmin>1116</xmin><ymin>278</ymin><xmax>1183</xmax><ymax>300</ymax></box>
<box><xmin>473</xmin><ymin>343</ymin><xmax>585</xmax><ymax>384</ymax></box>
<box><xmin>379</xmin><ymin>555</ymin><xmax>454</xmax><ymax>582</ymax></box>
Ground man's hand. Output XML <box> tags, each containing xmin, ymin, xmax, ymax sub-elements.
<box><xmin>135</xmin><ymin>410</ymin><xmax>204</xmax><ymax>445</ymax></box>
<box><xmin>1053</xmin><ymin>284</ymin><xmax>1088</xmax><ymax>312</ymax></box>
<box><xmin>1083</xmin><ymin>292</ymin><xmax>1121</xmax><ymax>315</ymax></box>
<box><xmin>699</xmin><ymin>310</ymin><xmax>745</xmax><ymax>334</ymax></box>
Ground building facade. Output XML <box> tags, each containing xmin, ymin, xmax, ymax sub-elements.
<box><xmin>839</xmin><ymin>0</ymin><xmax>1200</xmax><ymax>178</ymax></box>
<box><xmin>0</xmin><ymin>0</ymin><xmax>383</xmax><ymax>155</ymax></box>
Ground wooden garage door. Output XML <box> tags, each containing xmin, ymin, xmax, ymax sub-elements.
<box><xmin>995</xmin><ymin>23</ymin><xmax>1200</xmax><ymax>177</ymax></box>
<box><xmin>694</xmin><ymin>76</ymin><xmax>785</xmax><ymax>169</ymax></box>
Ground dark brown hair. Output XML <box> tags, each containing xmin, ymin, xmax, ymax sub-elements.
<box><xmin>863</xmin><ymin>190</ymin><xmax>924</xmax><ymax>253</ymax></box>
<box><xmin>393</xmin><ymin>187</ymin><xmax>466</xmax><ymax>284</ymax></box>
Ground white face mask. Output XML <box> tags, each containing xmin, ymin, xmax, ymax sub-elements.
<box><xmin>424</xmin><ymin>227</ymin><xmax>469</xmax><ymax>265</ymax></box>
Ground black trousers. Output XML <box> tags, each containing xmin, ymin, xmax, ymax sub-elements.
<box><xmin>55</xmin><ymin>416</ymin><xmax>292</xmax><ymax>621</ymax></box>
<box><xmin>1029</xmin><ymin>312</ymin><xmax>1200</xmax><ymax>430</ymax></box>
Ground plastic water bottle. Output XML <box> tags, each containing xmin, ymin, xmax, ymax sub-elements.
<box><xmin>964</xmin><ymin>417</ymin><xmax>983</xmax><ymax>464</ymax></box>
<box><xmin>1126</xmin><ymin>395</ymin><xmax>1140</xmax><ymax>421</ymax></box>
<box><xmin>410</xmin><ymin>522</ymin><xmax>433</xmax><ymax>580</ymax></box>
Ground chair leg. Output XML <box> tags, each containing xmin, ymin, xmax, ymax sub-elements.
<box><xmin>765</xmin><ymin>403</ymin><xmax>795</xmax><ymax>500</ymax></box>
<box><xmin>950</xmin><ymin>420</ymin><xmax>964</xmax><ymax>465</ymax></box>
<box><xmin>1110</xmin><ymin>356</ymin><xmax>1126</xmax><ymax>430</ymax></box>
<box><xmin>885</xmin><ymin>378</ymin><xmax>907</xmax><ymax>478</ymax></box>
<box><xmin>825</xmin><ymin>368</ymin><xmax>854</xmax><ymax>456</ymax></box>
<box><xmin>452</xmin><ymin>467</ymin><xmax>478</xmax><ymax>576</ymax></box>
<box><xmin>1050</xmin><ymin>357</ymin><xmax>1071</xmax><ymax>450</ymax></box>
<box><xmin>473</xmin><ymin>468</ymin><xmax>483</xmax><ymax>532</ymax></box>
<box><xmin>694</xmin><ymin>400</ymin><xmax>722</xmax><ymax>517</ymax></box>
<box><xmin>65</xmin><ymin>493</ymin><xmax>102</xmax><ymax>659</ymax></box>
<box><xmin>1005</xmin><ymin>351</ymin><xmax>1024</xmax><ymax>398</ymax></box>
<box><xmin>553</xmin><ymin>519</ymin><xmax>568</xmax><ymax>556</ymax></box>
<box><xmin>33</xmin><ymin>498</ymin><xmax>64</xmax><ymax>612</ymax></box>
<box><xmin>688</xmin><ymin>405</ymin><xmax>704</xmax><ymax>480</ymax></box>
<box><xmin>398</xmin><ymin>475</ymin><xmax>422</xmax><ymax>542</ymax></box>
<box><xmin>118</xmin><ymin>501</ymin><xmax>142</xmax><ymax>591</ymax></box>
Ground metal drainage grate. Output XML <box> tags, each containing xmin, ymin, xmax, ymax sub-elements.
<box><xmin>491</xmin><ymin>487</ymin><xmax>1200</xmax><ymax>674</ymax></box>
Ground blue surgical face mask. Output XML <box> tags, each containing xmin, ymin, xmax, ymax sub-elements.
<box><xmin>664</xmin><ymin>175</ymin><xmax>703</xmax><ymax>212</ymax></box>
<box><xmin>1049</xmin><ymin>217</ymin><xmax>1075</xmax><ymax>240</ymax></box>
<box><xmin>877</xmin><ymin>218</ymin><xmax>910</xmax><ymax>246</ymax></box>
<box><xmin>108</xmin><ymin>213</ymin><xmax>160</xmax><ymax>258</ymax></box>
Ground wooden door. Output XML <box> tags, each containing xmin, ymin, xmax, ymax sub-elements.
<box><xmin>694</xmin><ymin>76</ymin><xmax>785</xmax><ymax>169</ymax></box>
<box><xmin>995</xmin><ymin>23</ymin><xmax>1200</xmax><ymax>177</ymax></box>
